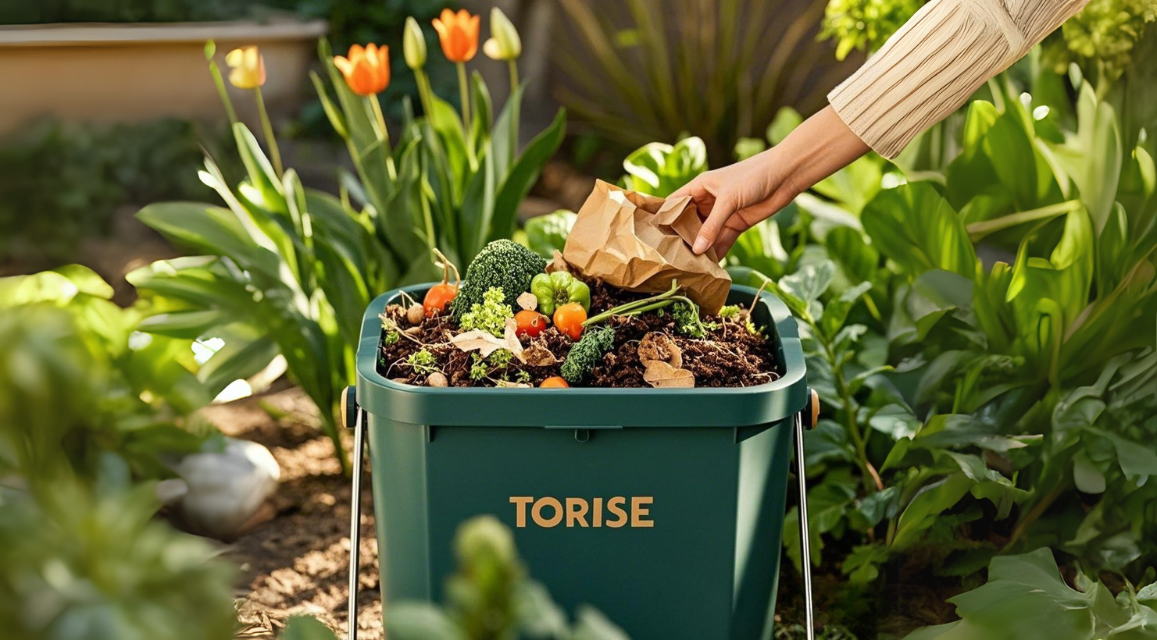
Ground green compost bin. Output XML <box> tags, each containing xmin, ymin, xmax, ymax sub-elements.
<box><xmin>352</xmin><ymin>283</ymin><xmax>810</xmax><ymax>639</ymax></box>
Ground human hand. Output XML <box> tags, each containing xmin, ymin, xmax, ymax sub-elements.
<box><xmin>673</xmin><ymin>106</ymin><xmax>871</xmax><ymax>257</ymax></box>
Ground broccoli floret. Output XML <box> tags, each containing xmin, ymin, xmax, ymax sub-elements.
<box><xmin>561</xmin><ymin>327</ymin><xmax>615</xmax><ymax>385</ymax></box>
<box><xmin>452</xmin><ymin>240</ymin><xmax>546</xmax><ymax>322</ymax></box>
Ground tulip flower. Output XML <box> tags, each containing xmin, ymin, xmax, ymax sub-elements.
<box><xmin>226</xmin><ymin>46</ymin><xmax>282</xmax><ymax>177</ymax></box>
<box><xmin>403</xmin><ymin>17</ymin><xmax>427</xmax><ymax>70</ymax></box>
<box><xmin>483</xmin><ymin>8</ymin><xmax>521</xmax><ymax>61</ymax></box>
<box><xmin>433</xmin><ymin>8</ymin><xmax>480</xmax><ymax>130</ymax></box>
<box><xmin>225</xmin><ymin>46</ymin><xmax>265</xmax><ymax>89</ymax></box>
<box><xmin>432</xmin><ymin>8</ymin><xmax>480</xmax><ymax>63</ymax></box>
<box><xmin>333</xmin><ymin>44</ymin><xmax>391</xmax><ymax>97</ymax></box>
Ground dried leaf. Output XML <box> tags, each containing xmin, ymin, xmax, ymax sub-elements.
<box><xmin>522</xmin><ymin>342</ymin><xmax>559</xmax><ymax>366</ymax></box>
<box><xmin>503</xmin><ymin>318</ymin><xmax>526</xmax><ymax>362</ymax></box>
<box><xmin>517</xmin><ymin>291</ymin><xmax>539</xmax><ymax>311</ymax></box>
<box><xmin>643</xmin><ymin>360</ymin><xmax>695</xmax><ymax>388</ymax></box>
<box><xmin>638</xmin><ymin>332</ymin><xmax>682</xmax><ymax>368</ymax></box>
<box><xmin>452</xmin><ymin>319</ymin><xmax>525</xmax><ymax>362</ymax></box>
<box><xmin>495</xmin><ymin>380</ymin><xmax>532</xmax><ymax>388</ymax></box>
<box><xmin>546</xmin><ymin>250</ymin><xmax>571</xmax><ymax>274</ymax></box>
<box><xmin>450</xmin><ymin>330</ymin><xmax>509</xmax><ymax>357</ymax></box>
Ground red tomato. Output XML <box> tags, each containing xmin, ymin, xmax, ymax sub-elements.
<box><xmin>553</xmin><ymin>303</ymin><xmax>587</xmax><ymax>341</ymax></box>
<box><xmin>423</xmin><ymin>283</ymin><xmax>458</xmax><ymax>317</ymax></box>
<box><xmin>540</xmin><ymin>376</ymin><xmax>569</xmax><ymax>388</ymax></box>
<box><xmin>514</xmin><ymin>310</ymin><xmax>548</xmax><ymax>338</ymax></box>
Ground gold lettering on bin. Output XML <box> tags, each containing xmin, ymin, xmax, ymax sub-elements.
<box><xmin>511</xmin><ymin>496</ymin><xmax>654</xmax><ymax>528</ymax></box>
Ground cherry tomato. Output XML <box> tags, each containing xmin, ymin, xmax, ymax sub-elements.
<box><xmin>423</xmin><ymin>283</ymin><xmax>458</xmax><ymax>317</ymax></box>
<box><xmin>540</xmin><ymin>376</ymin><xmax>569</xmax><ymax>388</ymax></box>
<box><xmin>514</xmin><ymin>310</ymin><xmax>548</xmax><ymax>338</ymax></box>
<box><xmin>553</xmin><ymin>302</ymin><xmax>587</xmax><ymax>341</ymax></box>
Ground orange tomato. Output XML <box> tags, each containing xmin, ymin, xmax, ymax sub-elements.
<box><xmin>540</xmin><ymin>376</ymin><xmax>569</xmax><ymax>388</ymax></box>
<box><xmin>423</xmin><ymin>283</ymin><xmax>458</xmax><ymax>317</ymax></box>
<box><xmin>514</xmin><ymin>310</ymin><xmax>548</xmax><ymax>338</ymax></box>
<box><xmin>553</xmin><ymin>303</ymin><xmax>587</xmax><ymax>341</ymax></box>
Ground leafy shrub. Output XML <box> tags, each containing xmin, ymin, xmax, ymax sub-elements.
<box><xmin>0</xmin><ymin>119</ymin><xmax>223</xmax><ymax>265</ymax></box>
<box><xmin>0</xmin><ymin>270</ymin><xmax>237</xmax><ymax>640</ymax></box>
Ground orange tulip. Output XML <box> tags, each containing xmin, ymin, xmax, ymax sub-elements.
<box><xmin>333</xmin><ymin>44</ymin><xmax>391</xmax><ymax>97</ymax></box>
<box><xmin>432</xmin><ymin>8</ymin><xmax>480</xmax><ymax>63</ymax></box>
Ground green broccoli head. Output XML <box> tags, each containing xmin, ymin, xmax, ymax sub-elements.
<box><xmin>452</xmin><ymin>240</ymin><xmax>546</xmax><ymax>321</ymax></box>
<box><xmin>561</xmin><ymin>327</ymin><xmax>616</xmax><ymax>385</ymax></box>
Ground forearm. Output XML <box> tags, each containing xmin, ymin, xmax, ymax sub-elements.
<box><xmin>829</xmin><ymin>0</ymin><xmax>1089</xmax><ymax>158</ymax></box>
<box><xmin>766</xmin><ymin>106</ymin><xmax>871</xmax><ymax>197</ymax></box>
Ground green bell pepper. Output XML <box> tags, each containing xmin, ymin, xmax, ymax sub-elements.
<box><xmin>531</xmin><ymin>272</ymin><xmax>591</xmax><ymax>315</ymax></box>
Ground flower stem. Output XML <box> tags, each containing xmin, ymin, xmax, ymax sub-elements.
<box><xmin>253</xmin><ymin>88</ymin><xmax>283</xmax><ymax>178</ymax></box>
<box><xmin>367</xmin><ymin>96</ymin><xmax>397</xmax><ymax>180</ymax></box>
<box><xmin>583</xmin><ymin>282</ymin><xmax>681</xmax><ymax>326</ymax></box>
<box><xmin>457</xmin><ymin>62</ymin><xmax>471</xmax><ymax>132</ymax></box>
<box><xmin>415</xmin><ymin>69</ymin><xmax>435</xmax><ymax>117</ymax></box>
<box><xmin>507</xmin><ymin>59</ymin><xmax>520</xmax><ymax>157</ymax></box>
<box><xmin>208</xmin><ymin>61</ymin><xmax>239</xmax><ymax>125</ymax></box>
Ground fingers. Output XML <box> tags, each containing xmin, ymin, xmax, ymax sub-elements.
<box><xmin>669</xmin><ymin>173</ymin><xmax>704</xmax><ymax>200</ymax></box>
<box><xmin>714</xmin><ymin>226</ymin><xmax>743</xmax><ymax>257</ymax></box>
<box><xmin>693</xmin><ymin>193</ymin><xmax>734</xmax><ymax>255</ymax></box>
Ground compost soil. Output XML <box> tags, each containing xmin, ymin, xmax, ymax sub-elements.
<box><xmin>376</xmin><ymin>281</ymin><xmax>780</xmax><ymax>388</ymax></box>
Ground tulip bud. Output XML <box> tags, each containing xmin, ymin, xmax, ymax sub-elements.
<box><xmin>483</xmin><ymin>7</ymin><xmax>521</xmax><ymax>61</ymax></box>
<box><xmin>403</xmin><ymin>16</ymin><xmax>427</xmax><ymax>70</ymax></box>
<box><xmin>225</xmin><ymin>46</ymin><xmax>265</xmax><ymax>89</ymax></box>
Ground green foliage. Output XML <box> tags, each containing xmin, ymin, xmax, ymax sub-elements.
<box><xmin>0</xmin><ymin>266</ymin><xmax>211</xmax><ymax>482</ymax></box>
<box><xmin>460</xmin><ymin>288</ymin><xmax>516</xmax><ymax>337</ymax></box>
<box><xmin>672</xmin><ymin>300</ymin><xmax>715</xmax><ymax>338</ymax></box>
<box><xmin>386</xmin><ymin>515</ymin><xmax>628</xmax><ymax>640</ymax></box>
<box><xmin>406</xmin><ymin>349</ymin><xmax>438</xmax><ymax>375</ymax></box>
<box><xmin>820</xmin><ymin>0</ymin><xmax>922</xmax><ymax>60</ymax></box>
<box><xmin>905</xmin><ymin>549</ymin><xmax>1157</xmax><ymax>640</ymax></box>
<box><xmin>554</xmin><ymin>0</ymin><xmax>848</xmax><ymax>163</ymax></box>
<box><xmin>726</xmin><ymin>65</ymin><xmax>1157</xmax><ymax>636</ymax></box>
<box><xmin>0</xmin><ymin>118</ymin><xmax>223</xmax><ymax>263</ymax></box>
<box><xmin>524</xmin><ymin>209</ymin><xmax>577</xmax><ymax>259</ymax></box>
<box><xmin>0</xmin><ymin>270</ymin><xmax>237</xmax><ymax>640</ymax></box>
<box><xmin>452</xmin><ymin>240</ymin><xmax>546</xmax><ymax>321</ymax></box>
<box><xmin>621</xmin><ymin>136</ymin><xmax>708</xmax><ymax>197</ymax></box>
<box><xmin>561</xmin><ymin>327</ymin><xmax>616</xmax><ymax>385</ymax></box>
<box><xmin>314</xmin><ymin>39</ymin><xmax>566</xmax><ymax>272</ymax></box>
<box><xmin>1043</xmin><ymin>0</ymin><xmax>1157</xmax><ymax>92</ymax></box>
<box><xmin>0</xmin><ymin>481</ymin><xmax>238</xmax><ymax>640</ymax></box>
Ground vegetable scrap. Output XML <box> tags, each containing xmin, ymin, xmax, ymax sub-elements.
<box><xmin>377</xmin><ymin>239</ymin><xmax>780</xmax><ymax>388</ymax></box>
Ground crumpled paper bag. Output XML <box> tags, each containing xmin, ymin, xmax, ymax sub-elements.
<box><xmin>562</xmin><ymin>180</ymin><xmax>731</xmax><ymax>314</ymax></box>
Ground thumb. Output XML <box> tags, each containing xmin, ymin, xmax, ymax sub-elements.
<box><xmin>693</xmin><ymin>194</ymin><xmax>735</xmax><ymax>255</ymax></box>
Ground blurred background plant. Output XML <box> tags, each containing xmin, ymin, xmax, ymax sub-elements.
<box><xmin>0</xmin><ymin>266</ymin><xmax>239</xmax><ymax>640</ymax></box>
<box><xmin>552</xmin><ymin>0</ymin><xmax>857</xmax><ymax>164</ymax></box>
<box><xmin>0</xmin><ymin>119</ymin><xmax>234</xmax><ymax>268</ymax></box>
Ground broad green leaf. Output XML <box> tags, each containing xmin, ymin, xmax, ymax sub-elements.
<box><xmin>280</xmin><ymin>616</ymin><xmax>338</xmax><ymax>640</ymax></box>
<box><xmin>892</xmin><ymin>473</ymin><xmax>973</xmax><ymax>550</ymax></box>
<box><xmin>523</xmin><ymin>209</ymin><xmax>576</xmax><ymax>259</ymax></box>
<box><xmin>488</xmin><ymin>108</ymin><xmax>567</xmax><ymax>246</ymax></box>
<box><xmin>982</xmin><ymin>114</ymin><xmax>1039</xmax><ymax>209</ymax></box>
<box><xmin>862</xmin><ymin>182</ymin><xmax>978</xmax><ymax>279</ymax></box>
<box><xmin>136</xmin><ymin>203</ymin><xmax>280</xmax><ymax>279</ymax></box>
<box><xmin>622</xmin><ymin>136</ymin><xmax>708</xmax><ymax>197</ymax></box>
<box><xmin>0</xmin><ymin>265</ymin><xmax>112</xmax><ymax>307</ymax></box>
<box><xmin>385</xmin><ymin>603</ymin><xmax>465</xmax><ymax>640</ymax></box>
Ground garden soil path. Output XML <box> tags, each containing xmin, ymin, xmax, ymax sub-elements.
<box><xmin>201</xmin><ymin>386</ymin><xmax>383</xmax><ymax>640</ymax></box>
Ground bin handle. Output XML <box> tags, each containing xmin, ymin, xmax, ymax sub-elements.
<box><xmin>346</xmin><ymin>388</ymin><xmax>367</xmax><ymax>640</ymax></box>
<box><xmin>795</xmin><ymin>391</ymin><xmax>818</xmax><ymax>640</ymax></box>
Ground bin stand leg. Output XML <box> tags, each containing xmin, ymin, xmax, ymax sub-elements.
<box><xmin>348</xmin><ymin>408</ymin><xmax>367</xmax><ymax>640</ymax></box>
<box><xmin>794</xmin><ymin>413</ymin><xmax>816</xmax><ymax>640</ymax></box>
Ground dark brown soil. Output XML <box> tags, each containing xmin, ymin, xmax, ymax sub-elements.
<box><xmin>376</xmin><ymin>280</ymin><xmax>780</xmax><ymax>388</ymax></box>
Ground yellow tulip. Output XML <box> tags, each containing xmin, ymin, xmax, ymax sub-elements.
<box><xmin>483</xmin><ymin>8</ymin><xmax>521</xmax><ymax>61</ymax></box>
<box><xmin>225</xmin><ymin>46</ymin><xmax>265</xmax><ymax>89</ymax></box>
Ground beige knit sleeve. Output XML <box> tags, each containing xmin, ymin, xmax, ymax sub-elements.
<box><xmin>828</xmin><ymin>0</ymin><xmax>1089</xmax><ymax>158</ymax></box>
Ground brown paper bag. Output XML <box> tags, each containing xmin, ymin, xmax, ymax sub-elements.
<box><xmin>562</xmin><ymin>180</ymin><xmax>731</xmax><ymax>314</ymax></box>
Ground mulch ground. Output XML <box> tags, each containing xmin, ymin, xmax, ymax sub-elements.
<box><xmin>201</xmin><ymin>387</ymin><xmax>384</xmax><ymax>640</ymax></box>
